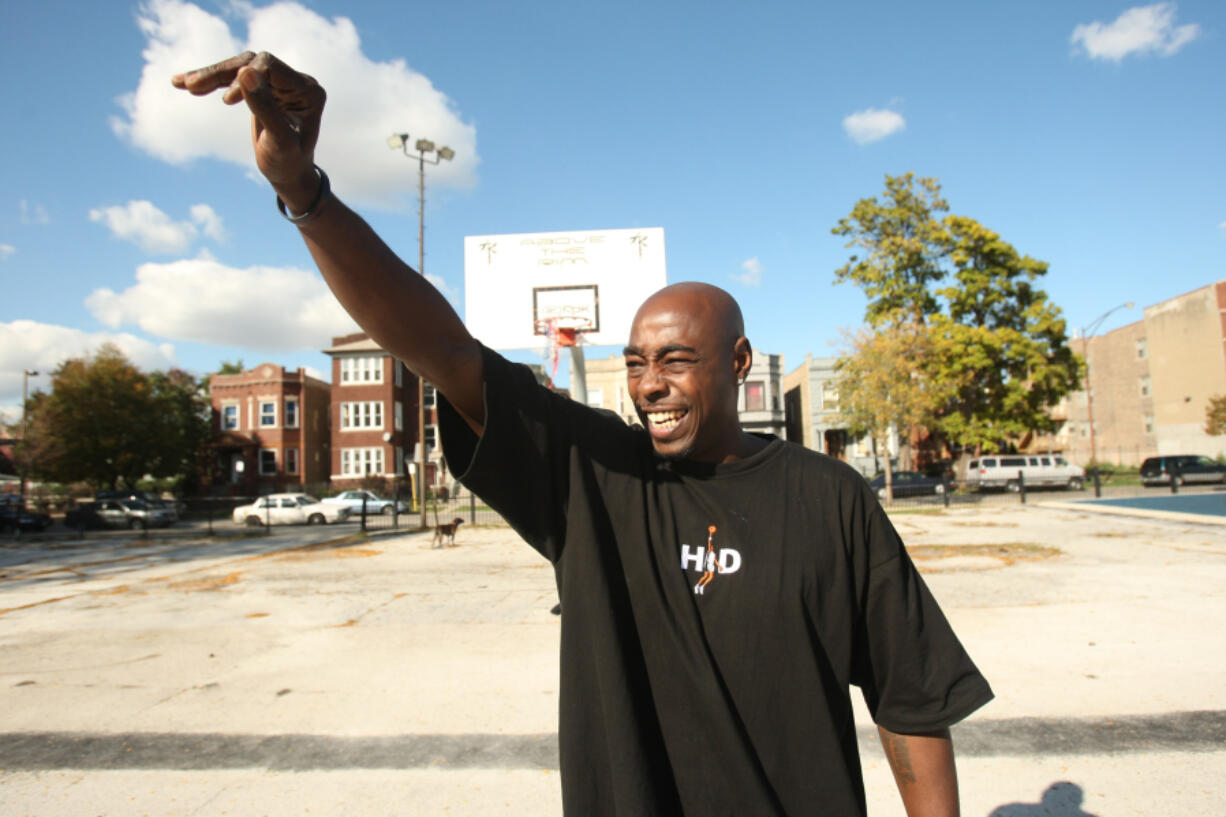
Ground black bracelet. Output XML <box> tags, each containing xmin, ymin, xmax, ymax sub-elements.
<box><xmin>276</xmin><ymin>165</ymin><xmax>331</xmax><ymax>225</ymax></box>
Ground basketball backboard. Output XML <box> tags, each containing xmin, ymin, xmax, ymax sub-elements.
<box><xmin>463</xmin><ymin>227</ymin><xmax>666</xmax><ymax>350</ymax></box>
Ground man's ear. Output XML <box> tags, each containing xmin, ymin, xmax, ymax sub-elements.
<box><xmin>732</xmin><ymin>337</ymin><xmax>753</xmax><ymax>383</ymax></box>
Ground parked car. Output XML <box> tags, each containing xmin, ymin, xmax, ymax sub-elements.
<box><xmin>96</xmin><ymin>490</ymin><xmax>183</xmax><ymax>521</ymax></box>
<box><xmin>1139</xmin><ymin>455</ymin><xmax>1226</xmax><ymax>487</ymax></box>
<box><xmin>0</xmin><ymin>496</ymin><xmax>53</xmax><ymax>533</ymax></box>
<box><xmin>964</xmin><ymin>455</ymin><xmax>1085</xmax><ymax>492</ymax></box>
<box><xmin>868</xmin><ymin>471</ymin><xmax>951</xmax><ymax>500</ymax></box>
<box><xmin>231</xmin><ymin>493</ymin><xmax>350</xmax><ymax>527</ymax></box>
<box><xmin>66</xmin><ymin>499</ymin><xmax>177</xmax><ymax>530</ymax></box>
<box><xmin>322</xmin><ymin>489</ymin><xmax>411</xmax><ymax>516</ymax></box>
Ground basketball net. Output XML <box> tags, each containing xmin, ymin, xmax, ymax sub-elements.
<box><xmin>543</xmin><ymin>319</ymin><xmax>580</xmax><ymax>387</ymax></box>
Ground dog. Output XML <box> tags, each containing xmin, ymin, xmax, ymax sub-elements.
<box><xmin>432</xmin><ymin>517</ymin><xmax>465</xmax><ymax>548</ymax></box>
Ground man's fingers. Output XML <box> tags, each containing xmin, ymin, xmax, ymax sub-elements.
<box><xmin>171</xmin><ymin>51</ymin><xmax>258</xmax><ymax>95</ymax></box>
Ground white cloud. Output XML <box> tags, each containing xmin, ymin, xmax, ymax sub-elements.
<box><xmin>85</xmin><ymin>252</ymin><xmax>358</xmax><ymax>351</ymax></box>
<box><xmin>0</xmin><ymin>244</ymin><xmax>14</xmax><ymax>260</ymax></box>
<box><xmin>113</xmin><ymin>0</ymin><xmax>479</xmax><ymax>210</ymax></box>
<box><xmin>0</xmin><ymin>320</ymin><xmax>178</xmax><ymax>407</ymax></box>
<box><xmin>189</xmin><ymin>203</ymin><xmax>226</xmax><ymax>241</ymax></box>
<box><xmin>19</xmin><ymin>200</ymin><xmax>49</xmax><ymax>225</ymax></box>
<box><xmin>732</xmin><ymin>257</ymin><xmax>764</xmax><ymax>287</ymax></box>
<box><xmin>89</xmin><ymin>200</ymin><xmax>225</xmax><ymax>254</ymax></box>
<box><xmin>842</xmin><ymin>108</ymin><xmax>906</xmax><ymax>145</ymax></box>
<box><xmin>1071</xmin><ymin>3</ymin><xmax>1200</xmax><ymax>62</ymax></box>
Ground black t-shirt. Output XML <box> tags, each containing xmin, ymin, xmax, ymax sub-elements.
<box><xmin>439</xmin><ymin>347</ymin><xmax>993</xmax><ymax>817</ymax></box>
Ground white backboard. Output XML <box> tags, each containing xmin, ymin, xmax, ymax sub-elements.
<box><xmin>464</xmin><ymin>227</ymin><xmax>667</xmax><ymax>350</ymax></box>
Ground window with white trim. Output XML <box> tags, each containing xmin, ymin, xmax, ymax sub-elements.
<box><xmin>1136</xmin><ymin>338</ymin><xmax>1147</xmax><ymax>359</ymax></box>
<box><xmin>221</xmin><ymin>404</ymin><xmax>239</xmax><ymax>430</ymax></box>
<box><xmin>340</xmin><ymin>355</ymin><xmax>383</xmax><ymax>384</ymax></box>
<box><xmin>1139</xmin><ymin>376</ymin><xmax>1151</xmax><ymax>398</ymax></box>
<box><xmin>395</xmin><ymin>401</ymin><xmax>404</xmax><ymax>431</ymax></box>
<box><xmin>259</xmin><ymin>449</ymin><xmax>277</xmax><ymax>475</ymax></box>
<box><xmin>425</xmin><ymin>424</ymin><xmax>437</xmax><ymax>452</ymax></box>
<box><xmin>284</xmin><ymin>397</ymin><xmax>299</xmax><ymax>428</ymax></box>
<box><xmin>395</xmin><ymin>446</ymin><xmax>405</xmax><ymax>475</ymax></box>
<box><xmin>285</xmin><ymin>447</ymin><xmax>299</xmax><ymax>475</ymax></box>
<box><xmin>423</xmin><ymin>383</ymin><xmax>436</xmax><ymax>408</ymax></box>
<box><xmin>586</xmin><ymin>388</ymin><xmax>603</xmax><ymax>408</ymax></box>
<box><xmin>340</xmin><ymin>401</ymin><xmax>384</xmax><ymax>430</ymax></box>
<box><xmin>259</xmin><ymin>400</ymin><xmax>277</xmax><ymax>427</ymax></box>
<box><xmin>394</xmin><ymin>361</ymin><xmax>403</xmax><ymax>387</ymax></box>
<box><xmin>341</xmin><ymin>447</ymin><xmax>385</xmax><ymax>476</ymax></box>
<box><xmin>1144</xmin><ymin>414</ymin><xmax>1155</xmax><ymax>434</ymax></box>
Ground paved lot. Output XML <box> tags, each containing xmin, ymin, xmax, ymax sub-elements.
<box><xmin>1</xmin><ymin>504</ymin><xmax>1224</xmax><ymax>816</ymax></box>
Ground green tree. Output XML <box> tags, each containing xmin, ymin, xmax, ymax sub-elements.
<box><xmin>928</xmin><ymin>216</ymin><xmax>1082</xmax><ymax>452</ymax></box>
<box><xmin>22</xmin><ymin>345</ymin><xmax>211</xmax><ymax>490</ymax></box>
<box><xmin>217</xmin><ymin>359</ymin><xmax>244</xmax><ymax>374</ymax></box>
<box><xmin>1206</xmin><ymin>395</ymin><xmax>1226</xmax><ymax>436</ymax></box>
<box><xmin>832</xmin><ymin>174</ymin><xmax>1081</xmax><ymax>458</ymax></box>
<box><xmin>832</xmin><ymin>172</ymin><xmax>948</xmax><ymax>327</ymax></box>
<box><xmin>834</xmin><ymin>324</ymin><xmax>939</xmax><ymax>501</ymax></box>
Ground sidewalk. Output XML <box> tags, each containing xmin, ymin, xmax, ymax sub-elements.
<box><xmin>1</xmin><ymin>504</ymin><xmax>1223</xmax><ymax>815</ymax></box>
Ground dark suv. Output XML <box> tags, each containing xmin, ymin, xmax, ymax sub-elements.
<box><xmin>1139</xmin><ymin>455</ymin><xmax>1226</xmax><ymax>487</ymax></box>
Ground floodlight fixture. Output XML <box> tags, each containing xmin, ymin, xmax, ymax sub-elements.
<box><xmin>414</xmin><ymin>138</ymin><xmax>435</xmax><ymax>153</ymax></box>
<box><xmin>387</xmin><ymin>133</ymin><xmax>409</xmax><ymax>151</ymax></box>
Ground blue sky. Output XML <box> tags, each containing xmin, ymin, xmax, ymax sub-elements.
<box><xmin>2</xmin><ymin>0</ymin><xmax>1222</xmax><ymax>418</ymax></box>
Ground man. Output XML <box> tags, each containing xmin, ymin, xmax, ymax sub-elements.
<box><xmin>176</xmin><ymin>52</ymin><xmax>992</xmax><ymax>816</ymax></box>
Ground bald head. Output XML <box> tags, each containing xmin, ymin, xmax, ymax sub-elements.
<box><xmin>632</xmin><ymin>282</ymin><xmax>746</xmax><ymax>357</ymax></box>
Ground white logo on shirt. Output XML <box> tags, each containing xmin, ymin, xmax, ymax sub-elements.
<box><xmin>681</xmin><ymin>525</ymin><xmax>741</xmax><ymax>595</ymax></box>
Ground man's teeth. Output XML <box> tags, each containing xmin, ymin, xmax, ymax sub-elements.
<box><xmin>648</xmin><ymin>410</ymin><xmax>685</xmax><ymax>430</ymax></box>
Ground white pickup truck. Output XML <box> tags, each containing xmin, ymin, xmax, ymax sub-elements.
<box><xmin>964</xmin><ymin>455</ymin><xmax>1085</xmax><ymax>492</ymax></box>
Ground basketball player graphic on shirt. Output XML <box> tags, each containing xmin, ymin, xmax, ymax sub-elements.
<box><xmin>694</xmin><ymin>525</ymin><xmax>719</xmax><ymax>595</ymax></box>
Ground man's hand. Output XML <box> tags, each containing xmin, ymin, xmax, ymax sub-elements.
<box><xmin>172</xmin><ymin>52</ymin><xmax>325</xmax><ymax>214</ymax></box>
<box><xmin>878</xmin><ymin>726</ymin><xmax>960</xmax><ymax>817</ymax></box>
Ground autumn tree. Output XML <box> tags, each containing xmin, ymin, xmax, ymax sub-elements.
<box><xmin>1206</xmin><ymin>395</ymin><xmax>1226</xmax><ymax>436</ymax></box>
<box><xmin>21</xmin><ymin>345</ymin><xmax>211</xmax><ymax>490</ymax></box>
<box><xmin>832</xmin><ymin>173</ymin><xmax>1081</xmax><ymax>459</ymax></box>
<box><xmin>834</xmin><ymin>324</ymin><xmax>940</xmax><ymax>501</ymax></box>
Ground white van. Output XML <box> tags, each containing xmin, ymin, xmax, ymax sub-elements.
<box><xmin>964</xmin><ymin>455</ymin><xmax>1085</xmax><ymax>492</ymax></box>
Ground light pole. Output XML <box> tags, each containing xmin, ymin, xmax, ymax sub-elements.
<box><xmin>20</xmin><ymin>369</ymin><xmax>38</xmax><ymax>505</ymax></box>
<box><xmin>388</xmin><ymin>133</ymin><xmax>455</xmax><ymax>527</ymax></box>
<box><xmin>1081</xmin><ymin>302</ymin><xmax>1134</xmax><ymax>470</ymax></box>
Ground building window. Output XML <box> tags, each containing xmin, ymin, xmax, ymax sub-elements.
<box><xmin>423</xmin><ymin>383</ymin><xmax>436</xmax><ymax>408</ymax></box>
<box><xmin>284</xmin><ymin>398</ymin><xmax>299</xmax><ymax>428</ymax></box>
<box><xmin>259</xmin><ymin>400</ymin><xmax>277</xmax><ymax>427</ymax></box>
<box><xmin>221</xmin><ymin>404</ymin><xmax>238</xmax><ymax>430</ymax></box>
<box><xmin>394</xmin><ymin>361</ymin><xmax>403</xmax><ymax>387</ymax></box>
<box><xmin>395</xmin><ymin>446</ymin><xmax>405</xmax><ymax>475</ymax></box>
<box><xmin>586</xmin><ymin>387</ymin><xmax>604</xmax><ymax>408</ymax></box>
<box><xmin>1139</xmin><ymin>376</ymin><xmax>1151</xmax><ymax>398</ymax></box>
<box><xmin>745</xmin><ymin>381</ymin><xmax>765</xmax><ymax>412</ymax></box>
<box><xmin>340</xmin><ymin>401</ymin><xmax>384</xmax><ymax>430</ymax></box>
<box><xmin>285</xmin><ymin>447</ymin><xmax>299</xmax><ymax>475</ymax></box>
<box><xmin>395</xmin><ymin>401</ymin><xmax>404</xmax><ymax>431</ymax></box>
<box><xmin>1144</xmin><ymin>414</ymin><xmax>1155</xmax><ymax>434</ymax></box>
<box><xmin>822</xmin><ymin>384</ymin><xmax>839</xmax><ymax>411</ymax></box>
<box><xmin>340</xmin><ymin>355</ymin><xmax>384</xmax><ymax>384</ymax></box>
<box><xmin>1136</xmin><ymin>338</ymin><xmax>1147</xmax><ymax>359</ymax></box>
<box><xmin>341</xmin><ymin>447</ymin><xmax>385</xmax><ymax>476</ymax></box>
<box><xmin>259</xmin><ymin>449</ymin><xmax>277</xmax><ymax>475</ymax></box>
<box><xmin>424</xmin><ymin>424</ymin><xmax>437</xmax><ymax>452</ymax></box>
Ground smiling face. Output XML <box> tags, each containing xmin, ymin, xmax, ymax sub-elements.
<box><xmin>623</xmin><ymin>283</ymin><xmax>753</xmax><ymax>463</ymax></box>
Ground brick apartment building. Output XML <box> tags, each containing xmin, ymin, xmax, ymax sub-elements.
<box><xmin>1062</xmin><ymin>280</ymin><xmax>1226</xmax><ymax>465</ymax></box>
<box><xmin>209</xmin><ymin>363</ymin><xmax>331</xmax><ymax>494</ymax></box>
<box><xmin>324</xmin><ymin>333</ymin><xmax>441</xmax><ymax>491</ymax></box>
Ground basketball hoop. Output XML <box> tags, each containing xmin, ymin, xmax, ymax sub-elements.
<box><xmin>556</xmin><ymin>327</ymin><xmax>578</xmax><ymax>348</ymax></box>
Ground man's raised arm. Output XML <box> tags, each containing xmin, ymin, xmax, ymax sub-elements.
<box><xmin>173</xmin><ymin>52</ymin><xmax>485</xmax><ymax>432</ymax></box>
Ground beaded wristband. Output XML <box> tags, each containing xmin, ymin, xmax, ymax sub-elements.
<box><xmin>275</xmin><ymin>165</ymin><xmax>331</xmax><ymax>225</ymax></box>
